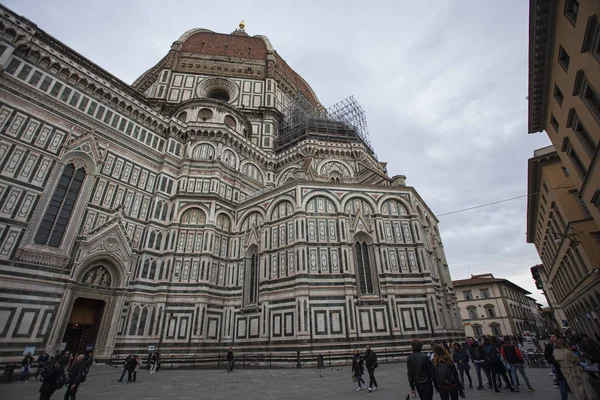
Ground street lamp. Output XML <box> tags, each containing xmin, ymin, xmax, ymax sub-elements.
<box><xmin>553</xmin><ymin>228</ymin><xmax>580</xmax><ymax>249</ymax></box>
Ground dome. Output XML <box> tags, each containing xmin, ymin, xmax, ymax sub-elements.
<box><xmin>132</xmin><ymin>28</ymin><xmax>320</xmax><ymax>107</ymax></box>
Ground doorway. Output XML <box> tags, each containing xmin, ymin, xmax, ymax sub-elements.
<box><xmin>62</xmin><ymin>298</ymin><xmax>105</xmax><ymax>354</ymax></box>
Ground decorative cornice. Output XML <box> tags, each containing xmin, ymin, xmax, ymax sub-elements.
<box><xmin>528</xmin><ymin>0</ymin><xmax>558</xmax><ymax>133</ymax></box>
<box><xmin>526</xmin><ymin>146</ymin><xmax>560</xmax><ymax>243</ymax></box>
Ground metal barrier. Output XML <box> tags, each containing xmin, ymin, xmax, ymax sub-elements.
<box><xmin>108</xmin><ymin>347</ymin><xmax>411</xmax><ymax>370</ymax></box>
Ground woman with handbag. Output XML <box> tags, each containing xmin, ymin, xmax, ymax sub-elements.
<box><xmin>351</xmin><ymin>350</ymin><xmax>366</xmax><ymax>391</ymax></box>
<box><xmin>432</xmin><ymin>345</ymin><xmax>464</xmax><ymax>400</ymax></box>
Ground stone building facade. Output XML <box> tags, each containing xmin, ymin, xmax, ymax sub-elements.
<box><xmin>453</xmin><ymin>274</ymin><xmax>545</xmax><ymax>338</ymax></box>
<box><xmin>0</xmin><ymin>6</ymin><xmax>462</xmax><ymax>363</ymax></box>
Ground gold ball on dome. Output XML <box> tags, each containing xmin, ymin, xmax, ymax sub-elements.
<box><xmin>239</xmin><ymin>21</ymin><xmax>245</xmax><ymax>29</ymax></box>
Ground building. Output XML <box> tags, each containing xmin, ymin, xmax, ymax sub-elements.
<box><xmin>527</xmin><ymin>0</ymin><xmax>600</xmax><ymax>334</ymax></box>
<box><xmin>0</xmin><ymin>7</ymin><xmax>463</xmax><ymax>363</ymax></box>
<box><xmin>453</xmin><ymin>274</ymin><xmax>545</xmax><ymax>338</ymax></box>
<box><xmin>527</xmin><ymin>146</ymin><xmax>600</xmax><ymax>336</ymax></box>
<box><xmin>528</xmin><ymin>0</ymin><xmax>600</xmax><ymax>228</ymax></box>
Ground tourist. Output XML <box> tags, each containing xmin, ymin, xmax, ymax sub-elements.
<box><xmin>226</xmin><ymin>347</ymin><xmax>235</xmax><ymax>373</ymax></box>
<box><xmin>500</xmin><ymin>335</ymin><xmax>534</xmax><ymax>392</ymax></box>
<box><xmin>483</xmin><ymin>336</ymin><xmax>513</xmax><ymax>392</ymax></box>
<box><xmin>466</xmin><ymin>337</ymin><xmax>491</xmax><ymax>389</ymax></box>
<box><xmin>351</xmin><ymin>350</ymin><xmax>366</xmax><ymax>391</ymax></box>
<box><xmin>38</xmin><ymin>359</ymin><xmax>63</xmax><ymax>400</ymax></box>
<box><xmin>64</xmin><ymin>354</ymin><xmax>86</xmax><ymax>400</ymax></box>
<box><xmin>149</xmin><ymin>352</ymin><xmax>158</xmax><ymax>374</ymax></box>
<box><xmin>132</xmin><ymin>355</ymin><xmax>141</xmax><ymax>382</ymax></box>
<box><xmin>35</xmin><ymin>351</ymin><xmax>50</xmax><ymax>381</ymax></box>
<box><xmin>452</xmin><ymin>343</ymin><xmax>472</xmax><ymax>389</ymax></box>
<box><xmin>579</xmin><ymin>334</ymin><xmax>600</xmax><ymax>366</ymax></box>
<box><xmin>84</xmin><ymin>352</ymin><xmax>93</xmax><ymax>375</ymax></box>
<box><xmin>407</xmin><ymin>339</ymin><xmax>434</xmax><ymax>400</ymax></box>
<box><xmin>432</xmin><ymin>345</ymin><xmax>464</xmax><ymax>400</ymax></box>
<box><xmin>154</xmin><ymin>351</ymin><xmax>161</xmax><ymax>372</ymax></box>
<box><xmin>553</xmin><ymin>338</ymin><xmax>596</xmax><ymax>400</ymax></box>
<box><xmin>19</xmin><ymin>352</ymin><xmax>34</xmax><ymax>382</ymax></box>
<box><xmin>117</xmin><ymin>353</ymin><xmax>133</xmax><ymax>382</ymax></box>
<box><xmin>364</xmin><ymin>344</ymin><xmax>378</xmax><ymax>392</ymax></box>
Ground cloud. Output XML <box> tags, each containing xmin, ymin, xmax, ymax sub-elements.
<box><xmin>5</xmin><ymin>0</ymin><xmax>553</xmax><ymax>305</ymax></box>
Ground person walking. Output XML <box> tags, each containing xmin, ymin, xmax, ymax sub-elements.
<box><xmin>132</xmin><ymin>355</ymin><xmax>141</xmax><ymax>382</ymax></box>
<box><xmin>83</xmin><ymin>353</ymin><xmax>93</xmax><ymax>376</ymax></box>
<box><xmin>483</xmin><ymin>336</ymin><xmax>513</xmax><ymax>392</ymax></box>
<box><xmin>149</xmin><ymin>352</ymin><xmax>157</xmax><ymax>374</ymax></box>
<box><xmin>500</xmin><ymin>335</ymin><xmax>534</xmax><ymax>392</ymax></box>
<box><xmin>38</xmin><ymin>360</ymin><xmax>63</xmax><ymax>400</ymax></box>
<box><xmin>364</xmin><ymin>344</ymin><xmax>378</xmax><ymax>392</ymax></box>
<box><xmin>432</xmin><ymin>345</ymin><xmax>464</xmax><ymax>400</ymax></box>
<box><xmin>117</xmin><ymin>353</ymin><xmax>133</xmax><ymax>382</ymax></box>
<box><xmin>154</xmin><ymin>351</ymin><xmax>161</xmax><ymax>373</ymax></box>
<box><xmin>19</xmin><ymin>352</ymin><xmax>34</xmax><ymax>382</ymax></box>
<box><xmin>466</xmin><ymin>337</ymin><xmax>491</xmax><ymax>389</ymax></box>
<box><xmin>407</xmin><ymin>339</ymin><xmax>434</xmax><ymax>400</ymax></box>
<box><xmin>226</xmin><ymin>348</ymin><xmax>235</xmax><ymax>373</ymax></box>
<box><xmin>352</xmin><ymin>350</ymin><xmax>366</xmax><ymax>391</ymax></box>
<box><xmin>553</xmin><ymin>338</ymin><xmax>596</xmax><ymax>400</ymax></box>
<box><xmin>452</xmin><ymin>343</ymin><xmax>473</xmax><ymax>389</ymax></box>
<box><xmin>63</xmin><ymin>354</ymin><xmax>86</xmax><ymax>400</ymax></box>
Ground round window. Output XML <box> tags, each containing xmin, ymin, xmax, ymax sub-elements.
<box><xmin>198</xmin><ymin>108</ymin><xmax>214</xmax><ymax>121</ymax></box>
<box><xmin>224</xmin><ymin>115</ymin><xmax>236</xmax><ymax>129</ymax></box>
<box><xmin>207</xmin><ymin>89</ymin><xmax>230</xmax><ymax>102</ymax></box>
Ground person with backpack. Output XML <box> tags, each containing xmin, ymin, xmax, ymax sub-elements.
<box><xmin>483</xmin><ymin>336</ymin><xmax>514</xmax><ymax>392</ymax></box>
<box><xmin>38</xmin><ymin>360</ymin><xmax>64</xmax><ymax>400</ymax></box>
<box><xmin>408</xmin><ymin>339</ymin><xmax>434</xmax><ymax>400</ymax></box>
<box><xmin>500</xmin><ymin>335</ymin><xmax>534</xmax><ymax>392</ymax></box>
<box><xmin>364</xmin><ymin>344</ymin><xmax>378</xmax><ymax>392</ymax></box>
<box><xmin>64</xmin><ymin>354</ymin><xmax>86</xmax><ymax>400</ymax></box>
<box><xmin>432</xmin><ymin>345</ymin><xmax>464</xmax><ymax>400</ymax></box>
<box><xmin>452</xmin><ymin>343</ymin><xmax>473</xmax><ymax>389</ymax></box>
<box><xmin>351</xmin><ymin>350</ymin><xmax>366</xmax><ymax>391</ymax></box>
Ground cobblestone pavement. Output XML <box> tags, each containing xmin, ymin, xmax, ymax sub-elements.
<box><xmin>2</xmin><ymin>361</ymin><xmax>574</xmax><ymax>400</ymax></box>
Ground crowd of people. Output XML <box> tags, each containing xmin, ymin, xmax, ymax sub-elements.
<box><xmin>19</xmin><ymin>349</ymin><xmax>94</xmax><ymax>400</ymax></box>
<box><xmin>403</xmin><ymin>333</ymin><xmax>600</xmax><ymax>400</ymax></box>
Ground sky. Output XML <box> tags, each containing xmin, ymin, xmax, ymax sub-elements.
<box><xmin>5</xmin><ymin>0</ymin><xmax>553</xmax><ymax>304</ymax></box>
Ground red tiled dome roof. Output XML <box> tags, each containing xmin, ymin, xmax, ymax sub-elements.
<box><xmin>181</xmin><ymin>31</ymin><xmax>268</xmax><ymax>60</ymax></box>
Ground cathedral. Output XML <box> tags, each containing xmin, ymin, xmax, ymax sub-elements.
<box><xmin>0</xmin><ymin>6</ymin><xmax>462</xmax><ymax>364</ymax></box>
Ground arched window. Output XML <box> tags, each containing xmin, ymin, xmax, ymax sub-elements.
<box><xmin>146</xmin><ymin>231</ymin><xmax>156</xmax><ymax>248</ymax></box>
<box><xmin>149</xmin><ymin>260</ymin><xmax>157</xmax><ymax>279</ymax></box>
<box><xmin>155</xmin><ymin>307</ymin><xmax>163</xmax><ymax>335</ymax></box>
<box><xmin>141</xmin><ymin>259</ymin><xmax>150</xmax><ymax>279</ymax></box>
<box><xmin>354</xmin><ymin>237</ymin><xmax>375</xmax><ymax>295</ymax></box>
<box><xmin>244</xmin><ymin>247</ymin><xmax>259</xmax><ymax>306</ymax></box>
<box><xmin>34</xmin><ymin>164</ymin><xmax>86</xmax><ymax>247</ymax></box>
<box><xmin>161</xmin><ymin>204</ymin><xmax>168</xmax><ymax>221</ymax></box>
<box><xmin>155</xmin><ymin>233</ymin><xmax>163</xmax><ymax>250</ymax></box>
<box><xmin>138</xmin><ymin>307</ymin><xmax>148</xmax><ymax>335</ymax></box>
<box><xmin>148</xmin><ymin>307</ymin><xmax>156</xmax><ymax>336</ymax></box>
<box><xmin>129</xmin><ymin>306</ymin><xmax>140</xmax><ymax>335</ymax></box>
<box><xmin>154</xmin><ymin>201</ymin><xmax>162</xmax><ymax>219</ymax></box>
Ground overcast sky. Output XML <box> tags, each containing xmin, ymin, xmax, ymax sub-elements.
<box><xmin>6</xmin><ymin>0</ymin><xmax>553</xmax><ymax>305</ymax></box>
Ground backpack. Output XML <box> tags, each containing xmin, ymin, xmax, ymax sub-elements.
<box><xmin>435</xmin><ymin>362</ymin><xmax>454</xmax><ymax>386</ymax></box>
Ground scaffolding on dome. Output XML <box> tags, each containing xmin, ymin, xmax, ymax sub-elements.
<box><xmin>276</xmin><ymin>92</ymin><xmax>373</xmax><ymax>154</ymax></box>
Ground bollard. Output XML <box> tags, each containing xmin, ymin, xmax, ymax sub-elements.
<box><xmin>317</xmin><ymin>354</ymin><xmax>324</xmax><ymax>369</ymax></box>
<box><xmin>296</xmin><ymin>351</ymin><xmax>301</xmax><ymax>368</ymax></box>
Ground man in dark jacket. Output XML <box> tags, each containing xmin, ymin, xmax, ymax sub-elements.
<box><xmin>466</xmin><ymin>337</ymin><xmax>491</xmax><ymax>389</ymax></box>
<box><xmin>226</xmin><ymin>348</ymin><xmax>234</xmax><ymax>373</ymax></box>
<box><xmin>64</xmin><ymin>354</ymin><xmax>86</xmax><ymax>400</ymax></box>
<box><xmin>38</xmin><ymin>360</ymin><xmax>63</xmax><ymax>400</ymax></box>
<box><xmin>364</xmin><ymin>345</ymin><xmax>378</xmax><ymax>392</ymax></box>
<box><xmin>500</xmin><ymin>336</ymin><xmax>534</xmax><ymax>392</ymax></box>
<box><xmin>407</xmin><ymin>339</ymin><xmax>434</xmax><ymax>400</ymax></box>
